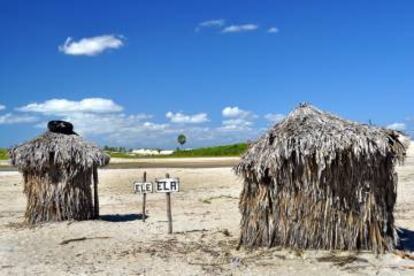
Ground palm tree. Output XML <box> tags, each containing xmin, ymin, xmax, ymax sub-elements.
<box><xmin>177</xmin><ymin>134</ymin><xmax>186</xmax><ymax>150</ymax></box>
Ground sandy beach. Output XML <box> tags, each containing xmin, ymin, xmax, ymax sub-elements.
<box><xmin>0</xmin><ymin>144</ymin><xmax>413</xmax><ymax>275</ymax></box>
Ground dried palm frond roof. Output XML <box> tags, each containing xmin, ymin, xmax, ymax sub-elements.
<box><xmin>9</xmin><ymin>131</ymin><xmax>110</xmax><ymax>171</ymax></box>
<box><xmin>236</xmin><ymin>103</ymin><xmax>408</xmax><ymax>178</ymax></box>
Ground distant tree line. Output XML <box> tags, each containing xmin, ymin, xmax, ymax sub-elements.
<box><xmin>104</xmin><ymin>134</ymin><xmax>188</xmax><ymax>153</ymax></box>
<box><xmin>103</xmin><ymin>145</ymin><xmax>132</xmax><ymax>153</ymax></box>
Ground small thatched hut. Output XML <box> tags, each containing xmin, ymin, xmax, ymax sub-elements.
<box><xmin>235</xmin><ymin>104</ymin><xmax>408</xmax><ymax>253</ymax></box>
<box><xmin>9</xmin><ymin>121</ymin><xmax>110</xmax><ymax>224</ymax></box>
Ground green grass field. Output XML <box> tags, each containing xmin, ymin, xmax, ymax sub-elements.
<box><xmin>170</xmin><ymin>143</ymin><xmax>248</xmax><ymax>157</ymax></box>
<box><xmin>107</xmin><ymin>143</ymin><xmax>248</xmax><ymax>158</ymax></box>
<box><xmin>0</xmin><ymin>148</ymin><xmax>8</xmax><ymax>160</ymax></box>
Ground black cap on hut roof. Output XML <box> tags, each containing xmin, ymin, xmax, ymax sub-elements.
<box><xmin>235</xmin><ymin>103</ymin><xmax>408</xmax><ymax>253</ymax></box>
<box><xmin>47</xmin><ymin>120</ymin><xmax>78</xmax><ymax>135</ymax></box>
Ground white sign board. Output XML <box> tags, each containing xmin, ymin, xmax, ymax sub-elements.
<box><xmin>155</xmin><ymin>178</ymin><xmax>180</xmax><ymax>193</ymax></box>
<box><xmin>133</xmin><ymin>182</ymin><xmax>153</xmax><ymax>193</ymax></box>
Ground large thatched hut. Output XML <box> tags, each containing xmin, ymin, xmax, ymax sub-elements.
<box><xmin>9</xmin><ymin>121</ymin><xmax>110</xmax><ymax>224</ymax></box>
<box><xmin>235</xmin><ymin>104</ymin><xmax>408</xmax><ymax>253</ymax></box>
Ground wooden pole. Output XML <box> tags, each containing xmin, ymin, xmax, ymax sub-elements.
<box><xmin>142</xmin><ymin>171</ymin><xmax>147</xmax><ymax>222</ymax></box>
<box><xmin>166</xmin><ymin>173</ymin><xmax>173</xmax><ymax>234</ymax></box>
<box><xmin>93</xmin><ymin>166</ymin><xmax>99</xmax><ymax>219</ymax></box>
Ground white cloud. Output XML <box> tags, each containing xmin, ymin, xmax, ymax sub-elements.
<box><xmin>220</xmin><ymin>106</ymin><xmax>257</xmax><ymax>132</ymax></box>
<box><xmin>198</xmin><ymin>19</ymin><xmax>225</xmax><ymax>29</ymax></box>
<box><xmin>54</xmin><ymin>112</ymin><xmax>154</xmax><ymax>135</ymax></box>
<box><xmin>17</xmin><ymin>98</ymin><xmax>123</xmax><ymax>115</ymax></box>
<box><xmin>264</xmin><ymin>113</ymin><xmax>285</xmax><ymax>123</ymax></box>
<box><xmin>0</xmin><ymin>113</ymin><xmax>38</xmax><ymax>124</ymax></box>
<box><xmin>13</xmin><ymin>98</ymin><xmax>263</xmax><ymax>147</ymax></box>
<box><xmin>0</xmin><ymin>104</ymin><xmax>5</xmax><ymax>111</ymax></box>
<box><xmin>267</xmin><ymin>27</ymin><xmax>279</xmax><ymax>33</ymax></box>
<box><xmin>58</xmin><ymin>34</ymin><xmax>124</xmax><ymax>56</ymax></box>
<box><xmin>386</xmin><ymin>122</ymin><xmax>406</xmax><ymax>131</ymax></box>
<box><xmin>222</xmin><ymin>24</ymin><xmax>258</xmax><ymax>33</ymax></box>
<box><xmin>17</xmin><ymin>98</ymin><xmax>170</xmax><ymax>146</ymax></box>
<box><xmin>219</xmin><ymin>118</ymin><xmax>253</xmax><ymax>132</ymax></box>
<box><xmin>222</xmin><ymin>106</ymin><xmax>252</xmax><ymax>118</ymax></box>
<box><xmin>143</xmin><ymin>121</ymin><xmax>169</xmax><ymax>130</ymax></box>
<box><xmin>196</xmin><ymin>19</ymin><xmax>226</xmax><ymax>32</ymax></box>
<box><xmin>16</xmin><ymin>97</ymin><xmax>213</xmax><ymax>147</ymax></box>
<box><xmin>166</xmin><ymin>112</ymin><xmax>209</xmax><ymax>124</ymax></box>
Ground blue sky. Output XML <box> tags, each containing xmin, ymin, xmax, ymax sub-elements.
<box><xmin>0</xmin><ymin>0</ymin><xmax>413</xmax><ymax>148</ymax></box>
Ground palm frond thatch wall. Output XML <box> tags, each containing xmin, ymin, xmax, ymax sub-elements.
<box><xmin>235</xmin><ymin>104</ymin><xmax>408</xmax><ymax>253</ymax></box>
<box><xmin>9</xmin><ymin>131</ymin><xmax>110</xmax><ymax>224</ymax></box>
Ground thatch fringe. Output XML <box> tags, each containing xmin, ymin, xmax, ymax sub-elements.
<box><xmin>9</xmin><ymin>131</ymin><xmax>109</xmax><ymax>172</ymax></box>
<box><xmin>23</xmin><ymin>169</ymin><xmax>94</xmax><ymax>224</ymax></box>
<box><xmin>235</xmin><ymin>104</ymin><xmax>408</xmax><ymax>253</ymax></box>
<box><xmin>9</xmin><ymin>131</ymin><xmax>109</xmax><ymax>224</ymax></box>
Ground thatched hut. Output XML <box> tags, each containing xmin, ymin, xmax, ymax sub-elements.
<box><xmin>9</xmin><ymin>121</ymin><xmax>110</xmax><ymax>224</ymax></box>
<box><xmin>235</xmin><ymin>104</ymin><xmax>408</xmax><ymax>253</ymax></box>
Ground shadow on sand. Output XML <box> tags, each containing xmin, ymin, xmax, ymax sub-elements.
<box><xmin>99</xmin><ymin>213</ymin><xmax>147</xmax><ymax>222</ymax></box>
<box><xmin>398</xmin><ymin>228</ymin><xmax>414</xmax><ymax>251</ymax></box>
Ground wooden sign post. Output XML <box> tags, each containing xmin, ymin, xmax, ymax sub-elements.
<box><xmin>155</xmin><ymin>174</ymin><xmax>180</xmax><ymax>234</ymax></box>
<box><xmin>165</xmin><ymin>173</ymin><xmax>172</xmax><ymax>234</ymax></box>
<box><xmin>133</xmin><ymin>172</ymin><xmax>180</xmax><ymax>233</ymax></box>
<box><xmin>133</xmin><ymin>171</ymin><xmax>153</xmax><ymax>222</ymax></box>
<box><xmin>142</xmin><ymin>171</ymin><xmax>147</xmax><ymax>222</ymax></box>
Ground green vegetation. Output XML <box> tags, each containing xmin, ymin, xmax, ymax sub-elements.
<box><xmin>170</xmin><ymin>143</ymin><xmax>248</xmax><ymax>157</ymax></box>
<box><xmin>106</xmin><ymin>152</ymin><xmax>141</xmax><ymax>158</ymax></box>
<box><xmin>0</xmin><ymin>148</ymin><xmax>9</xmax><ymax>160</ymax></box>
<box><xmin>103</xmin><ymin>145</ymin><xmax>131</xmax><ymax>153</ymax></box>
<box><xmin>1</xmin><ymin>143</ymin><xmax>248</xmax><ymax>160</ymax></box>
<box><xmin>106</xmin><ymin>143</ymin><xmax>248</xmax><ymax>159</ymax></box>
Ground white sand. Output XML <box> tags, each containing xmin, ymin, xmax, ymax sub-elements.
<box><xmin>0</xmin><ymin>160</ymin><xmax>11</xmax><ymax>166</ymax></box>
<box><xmin>0</xmin><ymin>144</ymin><xmax>413</xmax><ymax>275</ymax></box>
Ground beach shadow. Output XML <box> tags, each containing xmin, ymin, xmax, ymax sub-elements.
<box><xmin>398</xmin><ymin>228</ymin><xmax>414</xmax><ymax>251</ymax></box>
<box><xmin>99</xmin><ymin>213</ymin><xmax>146</xmax><ymax>222</ymax></box>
